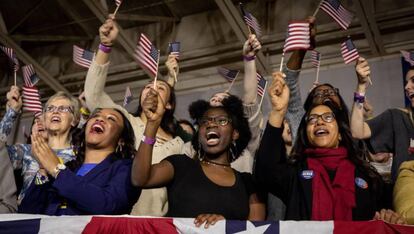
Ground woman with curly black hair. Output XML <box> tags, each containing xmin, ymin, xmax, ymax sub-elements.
<box><xmin>132</xmin><ymin>88</ymin><xmax>265</xmax><ymax>228</ymax></box>
<box><xmin>19</xmin><ymin>108</ymin><xmax>140</xmax><ymax>215</ymax></box>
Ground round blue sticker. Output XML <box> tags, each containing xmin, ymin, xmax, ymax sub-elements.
<box><xmin>301</xmin><ymin>170</ymin><xmax>314</xmax><ymax>179</ymax></box>
<box><xmin>355</xmin><ymin>177</ymin><xmax>368</xmax><ymax>189</ymax></box>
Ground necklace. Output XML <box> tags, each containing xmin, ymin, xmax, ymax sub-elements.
<box><xmin>202</xmin><ymin>159</ymin><xmax>231</xmax><ymax>168</ymax></box>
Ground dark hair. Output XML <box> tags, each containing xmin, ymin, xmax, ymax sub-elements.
<box><xmin>188</xmin><ymin>95</ymin><xmax>251</xmax><ymax>162</ymax></box>
<box><xmin>290</xmin><ymin>101</ymin><xmax>381</xmax><ymax>187</ymax></box>
<box><xmin>304</xmin><ymin>83</ymin><xmax>350</xmax><ymax>124</ymax></box>
<box><xmin>178</xmin><ymin>119</ymin><xmax>196</xmax><ymax>135</ymax></box>
<box><xmin>67</xmin><ymin>108</ymin><xmax>136</xmax><ymax>170</ymax></box>
<box><xmin>134</xmin><ymin>79</ymin><xmax>177</xmax><ymax>137</ymax></box>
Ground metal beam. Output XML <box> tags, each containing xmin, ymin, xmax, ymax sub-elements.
<box><xmin>215</xmin><ymin>0</ymin><xmax>270</xmax><ymax>74</ymax></box>
<box><xmin>57</xmin><ymin>0</ymin><xmax>95</xmax><ymax>38</ymax></box>
<box><xmin>116</xmin><ymin>13</ymin><xmax>177</xmax><ymax>22</ymax></box>
<box><xmin>0</xmin><ymin>11</ymin><xmax>7</xmax><ymax>33</ymax></box>
<box><xmin>82</xmin><ymin>0</ymin><xmax>137</xmax><ymax>60</ymax></box>
<box><xmin>9</xmin><ymin>0</ymin><xmax>46</xmax><ymax>34</ymax></box>
<box><xmin>361</xmin><ymin>0</ymin><xmax>386</xmax><ymax>55</ymax></box>
<box><xmin>0</xmin><ymin>32</ymin><xmax>70</xmax><ymax>93</ymax></box>
<box><xmin>12</xmin><ymin>35</ymin><xmax>93</xmax><ymax>42</ymax></box>
<box><xmin>354</xmin><ymin>0</ymin><xmax>380</xmax><ymax>56</ymax></box>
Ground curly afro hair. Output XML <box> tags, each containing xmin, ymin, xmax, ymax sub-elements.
<box><xmin>188</xmin><ymin>95</ymin><xmax>251</xmax><ymax>162</ymax></box>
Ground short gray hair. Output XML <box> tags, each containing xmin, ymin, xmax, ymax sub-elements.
<box><xmin>44</xmin><ymin>91</ymin><xmax>80</xmax><ymax>123</ymax></box>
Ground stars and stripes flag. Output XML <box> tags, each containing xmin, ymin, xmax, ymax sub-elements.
<box><xmin>217</xmin><ymin>67</ymin><xmax>239</xmax><ymax>83</ymax></box>
<box><xmin>73</xmin><ymin>45</ymin><xmax>94</xmax><ymax>68</ymax></box>
<box><xmin>311</xmin><ymin>50</ymin><xmax>321</xmax><ymax>68</ymax></box>
<box><xmin>0</xmin><ymin>46</ymin><xmax>19</xmax><ymax>72</ymax></box>
<box><xmin>122</xmin><ymin>86</ymin><xmax>133</xmax><ymax>107</ymax></box>
<box><xmin>320</xmin><ymin>0</ymin><xmax>354</xmax><ymax>30</ymax></box>
<box><xmin>401</xmin><ymin>50</ymin><xmax>414</xmax><ymax>66</ymax></box>
<box><xmin>168</xmin><ymin>42</ymin><xmax>180</xmax><ymax>60</ymax></box>
<box><xmin>341</xmin><ymin>37</ymin><xmax>359</xmax><ymax>64</ymax></box>
<box><xmin>115</xmin><ymin>0</ymin><xmax>122</xmax><ymax>7</ymax></box>
<box><xmin>283</xmin><ymin>21</ymin><xmax>311</xmax><ymax>53</ymax></box>
<box><xmin>256</xmin><ymin>72</ymin><xmax>267</xmax><ymax>97</ymax></box>
<box><xmin>135</xmin><ymin>33</ymin><xmax>160</xmax><ymax>78</ymax></box>
<box><xmin>22</xmin><ymin>86</ymin><xmax>42</xmax><ymax>113</ymax></box>
<box><xmin>22</xmin><ymin>64</ymin><xmax>40</xmax><ymax>87</ymax></box>
<box><xmin>239</xmin><ymin>4</ymin><xmax>262</xmax><ymax>38</ymax></box>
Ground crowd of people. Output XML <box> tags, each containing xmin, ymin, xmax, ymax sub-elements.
<box><xmin>1</xmin><ymin>15</ymin><xmax>413</xmax><ymax>227</ymax></box>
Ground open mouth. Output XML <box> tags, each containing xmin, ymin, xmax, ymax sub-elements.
<box><xmin>90</xmin><ymin>122</ymin><xmax>105</xmax><ymax>134</ymax></box>
<box><xmin>409</xmin><ymin>93</ymin><xmax>414</xmax><ymax>99</ymax></box>
<box><xmin>314</xmin><ymin>128</ymin><xmax>329</xmax><ymax>137</ymax></box>
<box><xmin>51</xmin><ymin>116</ymin><xmax>61</xmax><ymax>123</ymax></box>
<box><xmin>206</xmin><ymin>131</ymin><xmax>220</xmax><ymax>145</ymax></box>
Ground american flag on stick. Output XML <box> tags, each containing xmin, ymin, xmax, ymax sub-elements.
<box><xmin>341</xmin><ymin>37</ymin><xmax>359</xmax><ymax>64</ymax></box>
<box><xmin>22</xmin><ymin>86</ymin><xmax>42</xmax><ymax>113</ymax></box>
<box><xmin>401</xmin><ymin>50</ymin><xmax>414</xmax><ymax>66</ymax></box>
<box><xmin>310</xmin><ymin>50</ymin><xmax>321</xmax><ymax>68</ymax></box>
<box><xmin>320</xmin><ymin>0</ymin><xmax>354</xmax><ymax>30</ymax></box>
<box><xmin>168</xmin><ymin>42</ymin><xmax>180</xmax><ymax>60</ymax></box>
<box><xmin>22</xmin><ymin>64</ymin><xmax>40</xmax><ymax>87</ymax></box>
<box><xmin>217</xmin><ymin>68</ymin><xmax>239</xmax><ymax>83</ymax></box>
<box><xmin>115</xmin><ymin>0</ymin><xmax>122</xmax><ymax>7</ymax></box>
<box><xmin>123</xmin><ymin>86</ymin><xmax>133</xmax><ymax>107</ymax></box>
<box><xmin>239</xmin><ymin>3</ymin><xmax>262</xmax><ymax>38</ymax></box>
<box><xmin>0</xmin><ymin>46</ymin><xmax>19</xmax><ymax>72</ymax></box>
<box><xmin>256</xmin><ymin>72</ymin><xmax>267</xmax><ymax>97</ymax></box>
<box><xmin>283</xmin><ymin>21</ymin><xmax>311</xmax><ymax>53</ymax></box>
<box><xmin>73</xmin><ymin>45</ymin><xmax>94</xmax><ymax>68</ymax></box>
<box><xmin>135</xmin><ymin>33</ymin><xmax>160</xmax><ymax>79</ymax></box>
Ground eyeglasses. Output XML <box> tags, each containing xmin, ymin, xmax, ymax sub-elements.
<box><xmin>199</xmin><ymin>115</ymin><xmax>231</xmax><ymax>127</ymax></box>
<box><xmin>45</xmin><ymin>105</ymin><xmax>74</xmax><ymax>114</ymax></box>
<box><xmin>313</xmin><ymin>88</ymin><xmax>339</xmax><ymax>98</ymax></box>
<box><xmin>306</xmin><ymin>112</ymin><xmax>335</xmax><ymax>124</ymax></box>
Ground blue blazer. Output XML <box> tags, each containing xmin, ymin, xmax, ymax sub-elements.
<box><xmin>18</xmin><ymin>154</ymin><xmax>141</xmax><ymax>215</ymax></box>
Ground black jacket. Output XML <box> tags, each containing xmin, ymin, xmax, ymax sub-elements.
<box><xmin>254</xmin><ymin>123</ymin><xmax>388</xmax><ymax>221</ymax></box>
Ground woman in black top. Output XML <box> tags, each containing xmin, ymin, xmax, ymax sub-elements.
<box><xmin>131</xmin><ymin>88</ymin><xmax>265</xmax><ymax>228</ymax></box>
<box><xmin>255</xmin><ymin>72</ymin><xmax>405</xmax><ymax>223</ymax></box>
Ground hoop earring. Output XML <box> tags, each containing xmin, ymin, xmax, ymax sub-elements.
<box><xmin>116</xmin><ymin>143</ymin><xmax>123</xmax><ymax>153</ymax></box>
<box><xmin>197</xmin><ymin>143</ymin><xmax>204</xmax><ymax>161</ymax></box>
<box><xmin>229</xmin><ymin>141</ymin><xmax>237</xmax><ymax>162</ymax></box>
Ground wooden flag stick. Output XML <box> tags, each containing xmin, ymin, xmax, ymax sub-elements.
<box><xmin>154</xmin><ymin>50</ymin><xmax>161</xmax><ymax>89</ymax></box>
<box><xmin>113</xmin><ymin>5</ymin><xmax>121</xmax><ymax>18</ymax></box>
<box><xmin>315</xmin><ymin>54</ymin><xmax>321</xmax><ymax>84</ymax></box>
<box><xmin>312</xmin><ymin>0</ymin><xmax>324</xmax><ymax>17</ymax></box>
<box><xmin>226</xmin><ymin>72</ymin><xmax>239</xmax><ymax>93</ymax></box>
<box><xmin>14</xmin><ymin>70</ymin><xmax>16</xmax><ymax>86</ymax></box>
<box><xmin>279</xmin><ymin>53</ymin><xmax>285</xmax><ymax>72</ymax></box>
<box><xmin>367</xmin><ymin>75</ymin><xmax>373</xmax><ymax>85</ymax></box>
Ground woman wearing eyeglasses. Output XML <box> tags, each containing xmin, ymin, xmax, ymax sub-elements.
<box><xmin>255</xmin><ymin>72</ymin><xmax>405</xmax><ymax>223</ymax></box>
<box><xmin>1</xmin><ymin>90</ymin><xmax>80</xmax><ymax>204</ymax></box>
<box><xmin>132</xmin><ymin>88</ymin><xmax>265</xmax><ymax>227</ymax></box>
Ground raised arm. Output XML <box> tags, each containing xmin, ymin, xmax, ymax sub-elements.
<box><xmin>131</xmin><ymin>88</ymin><xmax>174</xmax><ymax>187</ymax></box>
<box><xmin>242</xmin><ymin>34</ymin><xmax>261</xmax><ymax>104</ymax></box>
<box><xmin>350</xmin><ymin>57</ymin><xmax>372</xmax><ymax>139</ymax></box>
<box><xmin>166</xmin><ymin>54</ymin><xmax>179</xmax><ymax>87</ymax></box>
<box><xmin>0</xmin><ymin>86</ymin><xmax>22</xmax><ymax>142</ymax></box>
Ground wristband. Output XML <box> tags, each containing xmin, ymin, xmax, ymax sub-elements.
<box><xmin>99</xmin><ymin>43</ymin><xmax>112</xmax><ymax>53</ymax></box>
<box><xmin>243</xmin><ymin>55</ymin><xmax>256</xmax><ymax>61</ymax></box>
<box><xmin>354</xmin><ymin>92</ymin><xmax>365</xmax><ymax>103</ymax></box>
<box><xmin>142</xmin><ymin>135</ymin><xmax>156</xmax><ymax>145</ymax></box>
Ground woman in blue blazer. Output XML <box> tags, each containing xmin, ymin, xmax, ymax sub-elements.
<box><xmin>19</xmin><ymin>108</ymin><xmax>140</xmax><ymax>215</ymax></box>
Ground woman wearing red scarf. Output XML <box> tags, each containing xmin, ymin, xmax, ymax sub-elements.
<box><xmin>255</xmin><ymin>72</ymin><xmax>405</xmax><ymax>223</ymax></box>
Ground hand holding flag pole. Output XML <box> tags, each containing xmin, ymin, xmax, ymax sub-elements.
<box><xmin>153</xmin><ymin>50</ymin><xmax>161</xmax><ymax>89</ymax></box>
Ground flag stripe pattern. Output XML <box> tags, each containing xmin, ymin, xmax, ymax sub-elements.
<box><xmin>22</xmin><ymin>64</ymin><xmax>40</xmax><ymax>87</ymax></box>
<box><xmin>320</xmin><ymin>0</ymin><xmax>354</xmax><ymax>30</ymax></box>
<box><xmin>168</xmin><ymin>42</ymin><xmax>180</xmax><ymax>60</ymax></box>
<box><xmin>123</xmin><ymin>86</ymin><xmax>133</xmax><ymax>107</ymax></box>
<box><xmin>256</xmin><ymin>72</ymin><xmax>267</xmax><ymax>97</ymax></box>
<box><xmin>240</xmin><ymin>4</ymin><xmax>262</xmax><ymax>38</ymax></box>
<box><xmin>22</xmin><ymin>86</ymin><xmax>42</xmax><ymax>113</ymax></box>
<box><xmin>311</xmin><ymin>50</ymin><xmax>321</xmax><ymax>68</ymax></box>
<box><xmin>135</xmin><ymin>33</ymin><xmax>160</xmax><ymax>78</ymax></box>
<box><xmin>115</xmin><ymin>0</ymin><xmax>122</xmax><ymax>7</ymax></box>
<box><xmin>217</xmin><ymin>67</ymin><xmax>239</xmax><ymax>83</ymax></box>
<box><xmin>401</xmin><ymin>50</ymin><xmax>414</xmax><ymax>66</ymax></box>
<box><xmin>0</xmin><ymin>46</ymin><xmax>19</xmax><ymax>72</ymax></box>
<box><xmin>73</xmin><ymin>45</ymin><xmax>94</xmax><ymax>68</ymax></box>
<box><xmin>283</xmin><ymin>21</ymin><xmax>311</xmax><ymax>53</ymax></box>
<box><xmin>341</xmin><ymin>38</ymin><xmax>359</xmax><ymax>64</ymax></box>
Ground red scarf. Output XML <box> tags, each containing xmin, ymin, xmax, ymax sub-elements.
<box><xmin>305</xmin><ymin>147</ymin><xmax>356</xmax><ymax>221</ymax></box>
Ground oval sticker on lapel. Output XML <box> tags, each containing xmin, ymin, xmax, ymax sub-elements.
<box><xmin>301</xmin><ymin>170</ymin><xmax>314</xmax><ymax>179</ymax></box>
<box><xmin>355</xmin><ymin>177</ymin><xmax>368</xmax><ymax>189</ymax></box>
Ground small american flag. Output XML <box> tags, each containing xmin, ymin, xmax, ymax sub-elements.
<box><xmin>401</xmin><ymin>50</ymin><xmax>414</xmax><ymax>66</ymax></box>
<box><xmin>341</xmin><ymin>37</ymin><xmax>359</xmax><ymax>64</ymax></box>
<box><xmin>22</xmin><ymin>86</ymin><xmax>42</xmax><ymax>113</ymax></box>
<box><xmin>240</xmin><ymin>4</ymin><xmax>262</xmax><ymax>38</ymax></box>
<box><xmin>217</xmin><ymin>67</ymin><xmax>239</xmax><ymax>83</ymax></box>
<box><xmin>135</xmin><ymin>33</ymin><xmax>160</xmax><ymax>78</ymax></box>
<box><xmin>168</xmin><ymin>42</ymin><xmax>180</xmax><ymax>60</ymax></box>
<box><xmin>256</xmin><ymin>72</ymin><xmax>267</xmax><ymax>97</ymax></box>
<box><xmin>123</xmin><ymin>86</ymin><xmax>133</xmax><ymax>107</ymax></box>
<box><xmin>320</xmin><ymin>0</ymin><xmax>354</xmax><ymax>30</ymax></box>
<box><xmin>310</xmin><ymin>50</ymin><xmax>321</xmax><ymax>68</ymax></box>
<box><xmin>283</xmin><ymin>21</ymin><xmax>311</xmax><ymax>53</ymax></box>
<box><xmin>73</xmin><ymin>45</ymin><xmax>94</xmax><ymax>68</ymax></box>
<box><xmin>22</xmin><ymin>64</ymin><xmax>40</xmax><ymax>87</ymax></box>
<box><xmin>0</xmin><ymin>46</ymin><xmax>19</xmax><ymax>72</ymax></box>
<box><xmin>115</xmin><ymin>0</ymin><xmax>122</xmax><ymax>7</ymax></box>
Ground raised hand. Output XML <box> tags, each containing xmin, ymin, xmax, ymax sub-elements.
<box><xmin>31</xmin><ymin>134</ymin><xmax>60</xmax><ymax>177</ymax></box>
<box><xmin>142</xmin><ymin>88</ymin><xmax>166</xmax><ymax>124</ymax></box>
<box><xmin>165</xmin><ymin>54</ymin><xmax>179</xmax><ymax>85</ymax></box>
<box><xmin>269</xmin><ymin>72</ymin><xmax>289</xmax><ymax>113</ymax></box>
<box><xmin>6</xmin><ymin>85</ymin><xmax>22</xmax><ymax>112</ymax></box>
<box><xmin>307</xmin><ymin>16</ymin><xmax>316</xmax><ymax>49</ymax></box>
<box><xmin>243</xmin><ymin>34</ymin><xmax>261</xmax><ymax>57</ymax></box>
<box><xmin>194</xmin><ymin>213</ymin><xmax>224</xmax><ymax>229</ymax></box>
<box><xmin>355</xmin><ymin>57</ymin><xmax>371</xmax><ymax>86</ymax></box>
<box><xmin>99</xmin><ymin>15</ymin><xmax>119</xmax><ymax>47</ymax></box>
